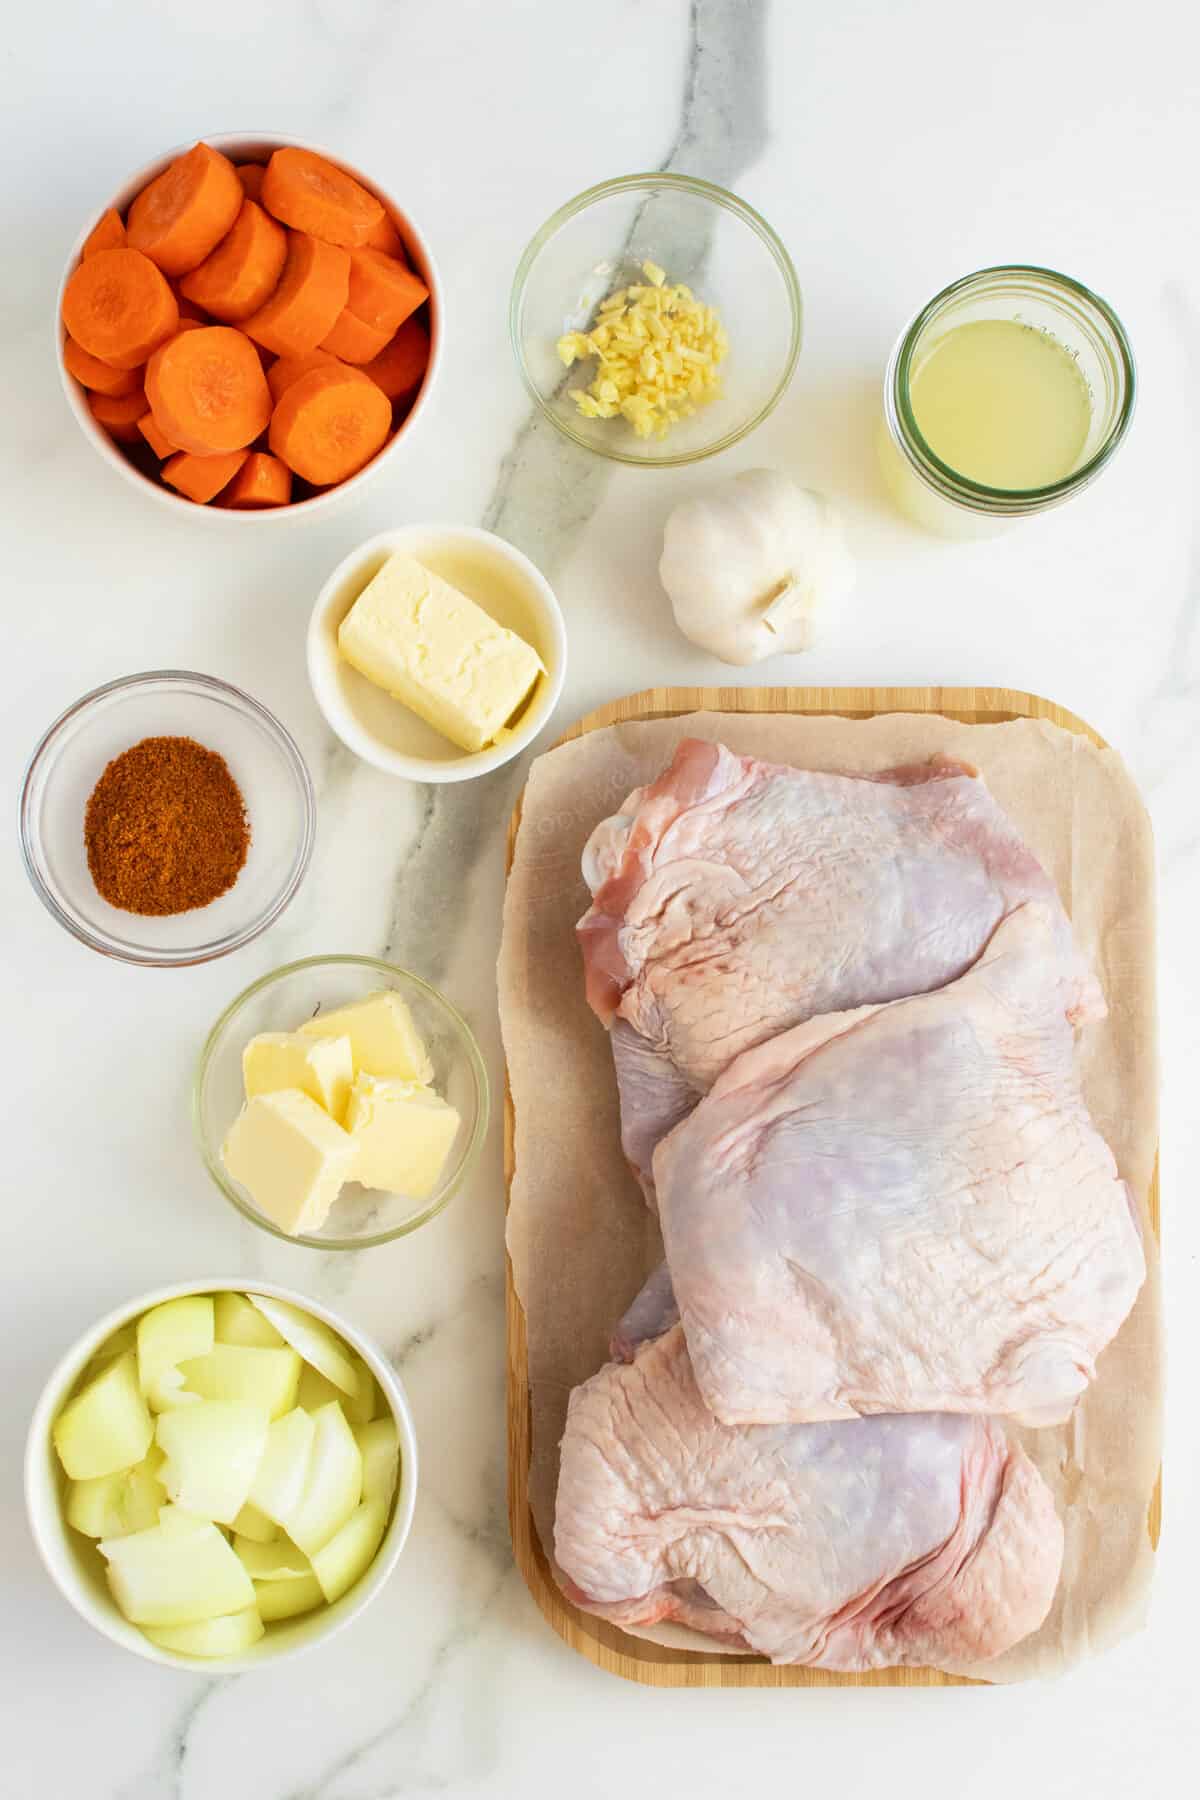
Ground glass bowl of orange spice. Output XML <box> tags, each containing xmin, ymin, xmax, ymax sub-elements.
<box><xmin>19</xmin><ymin>671</ymin><xmax>315</xmax><ymax>965</ymax></box>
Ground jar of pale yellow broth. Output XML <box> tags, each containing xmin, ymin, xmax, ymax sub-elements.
<box><xmin>878</xmin><ymin>265</ymin><xmax>1135</xmax><ymax>538</ymax></box>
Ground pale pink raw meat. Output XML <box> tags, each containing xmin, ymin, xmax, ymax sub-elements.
<box><xmin>653</xmin><ymin>902</ymin><xmax>1145</xmax><ymax>1428</ymax></box>
<box><xmin>579</xmin><ymin>739</ymin><xmax>1099</xmax><ymax>1200</ymax></box>
<box><xmin>555</xmin><ymin>1325</ymin><xmax>1064</xmax><ymax>1670</ymax></box>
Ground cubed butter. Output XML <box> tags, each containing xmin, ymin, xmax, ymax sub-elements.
<box><xmin>337</xmin><ymin>553</ymin><xmax>544</xmax><ymax>753</ymax></box>
<box><xmin>221</xmin><ymin>1091</ymin><xmax>356</xmax><ymax>1237</ymax></box>
<box><xmin>242</xmin><ymin>1031</ymin><xmax>353</xmax><ymax>1123</ymax></box>
<box><xmin>344</xmin><ymin>1073</ymin><xmax>460</xmax><ymax>1197</ymax></box>
<box><xmin>299</xmin><ymin>991</ymin><xmax>433</xmax><ymax>1084</ymax></box>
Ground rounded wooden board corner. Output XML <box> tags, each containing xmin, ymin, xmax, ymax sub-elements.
<box><xmin>504</xmin><ymin>684</ymin><xmax>1157</xmax><ymax>1687</ymax></box>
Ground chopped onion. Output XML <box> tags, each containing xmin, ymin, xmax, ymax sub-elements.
<box><xmin>100</xmin><ymin>1512</ymin><xmax>254</xmax><ymax>1627</ymax></box>
<box><xmin>247</xmin><ymin>1296</ymin><xmax>358</xmax><ymax>1396</ymax></box>
<box><xmin>143</xmin><ymin>1606</ymin><xmax>264</xmax><ymax>1657</ymax></box>
<box><xmin>180</xmin><ymin>1344</ymin><xmax>301</xmax><ymax>1419</ymax></box>
<box><xmin>283</xmin><ymin>1402</ymin><xmax>362</xmax><ymax>1556</ymax></box>
<box><xmin>137</xmin><ymin>1298</ymin><xmax>214</xmax><ymax>1413</ymax></box>
<box><xmin>311</xmin><ymin>1498</ymin><xmax>389</xmax><ymax>1604</ymax></box>
<box><xmin>53</xmin><ymin>1352</ymin><xmax>153</xmax><ymax>1481</ymax></box>
<box><xmin>156</xmin><ymin>1402</ymin><xmax>269</xmax><ymax>1525</ymax></box>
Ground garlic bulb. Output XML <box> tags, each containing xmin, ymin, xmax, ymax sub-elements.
<box><xmin>659</xmin><ymin>469</ymin><xmax>855</xmax><ymax>666</ymax></box>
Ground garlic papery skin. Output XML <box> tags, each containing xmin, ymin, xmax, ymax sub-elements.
<box><xmin>659</xmin><ymin>469</ymin><xmax>855</xmax><ymax>666</ymax></box>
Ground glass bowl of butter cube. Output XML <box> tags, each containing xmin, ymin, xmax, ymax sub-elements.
<box><xmin>511</xmin><ymin>172</ymin><xmax>802</xmax><ymax>467</ymax></box>
<box><xmin>194</xmin><ymin>957</ymin><xmax>489</xmax><ymax>1248</ymax></box>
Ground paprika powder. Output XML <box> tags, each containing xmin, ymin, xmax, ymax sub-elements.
<box><xmin>84</xmin><ymin>735</ymin><xmax>250</xmax><ymax>915</ymax></box>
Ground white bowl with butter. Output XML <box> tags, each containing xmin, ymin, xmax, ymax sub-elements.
<box><xmin>25</xmin><ymin>1279</ymin><xmax>418</xmax><ymax>1671</ymax></box>
<box><xmin>307</xmin><ymin>526</ymin><xmax>566</xmax><ymax>780</ymax></box>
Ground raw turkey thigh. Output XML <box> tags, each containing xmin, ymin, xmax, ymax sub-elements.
<box><xmin>555</xmin><ymin>1326</ymin><xmax>1064</xmax><ymax>1671</ymax></box>
<box><xmin>654</xmin><ymin>903</ymin><xmax>1145</xmax><ymax>1427</ymax></box>
<box><xmin>579</xmin><ymin>738</ymin><xmax>1099</xmax><ymax>1197</ymax></box>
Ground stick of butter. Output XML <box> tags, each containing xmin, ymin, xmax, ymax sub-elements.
<box><xmin>222</xmin><ymin>1091</ymin><xmax>356</xmax><ymax>1237</ymax></box>
<box><xmin>344</xmin><ymin>1073</ymin><xmax>460</xmax><ymax>1197</ymax></box>
<box><xmin>299</xmin><ymin>991</ymin><xmax>433</xmax><ymax>1085</ymax></box>
<box><xmin>337</xmin><ymin>553</ymin><xmax>544</xmax><ymax>753</ymax></box>
<box><xmin>242</xmin><ymin>1031</ymin><xmax>354</xmax><ymax>1123</ymax></box>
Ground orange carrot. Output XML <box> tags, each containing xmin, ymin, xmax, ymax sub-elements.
<box><xmin>363</xmin><ymin>210</ymin><xmax>406</xmax><ymax>259</ymax></box>
<box><xmin>163</xmin><ymin>448</ymin><xmax>249</xmax><ymax>504</ymax></box>
<box><xmin>137</xmin><ymin>412</ymin><xmax>178</xmax><ymax>459</ymax></box>
<box><xmin>221</xmin><ymin>451</ymin><xmax>292</xmax><ymax>508</ymax></box>
<box><xmin>345</xmin><ymin>248</ymin><xmax>428</xmax><ymax>334</ymax></box>
<box><xmin>82</xmin><ymin>207</ymin><xmax>126</xmax><ymax>259</ymax></box>
<box><xmin>319</xmin><ymin>307</ymin><xmax>392</xmax><ymax>364</ymax></box>
<box><xmin>179</xmin><ymin>199</ymin><xmax>287</xmax><ymax>322</ymax></box>
<box><xmin>173</xmin><ymin>289</ymin><xmax>210</xmax><ymax>321</ymax></box>
<box><xmin>63</xmin><ymin>335</ymin><xmax>142</xmax><ymax>397</ymax></box>
<box><xmin>88</xmin><ymin>387</ymin><xmax>149</xmax><ymax>443</ymax></box>
<box><xmin>127</xmin><ymin>142</ymin><xmax>243</xmax><ymax>276</ymax></box>
<box><xmin>243</xmin><ymin>232</ymin><xmax>349</xmax><ymax>357</ymax></box>
<box><xmin>236</xmin><ymin>163</ymin><xmax>266</xmax><ymax>202</ymax></box>
<box><xmin>174</xmin><ymin>315</ymin><xmax>208</xmax><ymax>334</ymax></box>
<box><xmin>268</xmin><ymin>363</ymin><xmax>391</xmax><ymax>484</ymax></box>
<box><xmin>359</xmin><ymin>315</ymin><xmax>430</xmax><ymax>402</ymax></box>
<box><xmin>266</xmin><ymin>347</ymin><xmax>344</xmax><ymax>403</ymax></box>
<box><xmin>145</xmin><ymin>325</ymin><xmax>271</xmax><ymax>454</ymax></box>
<box><xmin>62</xmin><ymin>248</ymin><xmax>179</xmax><ymax>369</ymax></box>
<box><xmin>261</xmin><ymin>147</ymin><xmax>384</xmax><ymax>248</ymax></box>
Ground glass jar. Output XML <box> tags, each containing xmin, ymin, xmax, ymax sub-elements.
<box><xmin>878</xmin><ymin>265</ymin><xmax>1136</xmax><ymax>539</ymax></box>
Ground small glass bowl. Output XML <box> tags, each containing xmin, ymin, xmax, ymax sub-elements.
<box><xmin>19</xmin><ymin>671</ymin><xmax>315</xmax><ymax>966</ymax></box>
<box><xmin>194</xmin><ymin>955</ymin><xmax>489</xmax><ymax>1249</ymax></box>
<box><xmin>510</xmin><ymin>172</ymin><xmax>802</xmax><ymax>467</ymax></box>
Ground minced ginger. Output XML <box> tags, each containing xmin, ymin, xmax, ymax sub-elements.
<box><xmin>557</xmin><ymin>261</ymin><xmax>728</xmax><ymax>441</ymax></box>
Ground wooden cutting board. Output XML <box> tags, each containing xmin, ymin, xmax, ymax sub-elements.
<box><xmin>504</xmin><ymin>685</ymin><xmax>1159</xmax><ymax>1688</ymax></box>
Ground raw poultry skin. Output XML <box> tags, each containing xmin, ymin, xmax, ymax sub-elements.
<box><xmin>555</xmin><ymin>1325</ymin><xmax>1064</xmax><ymax>1670</ymax></box>
<box><xmin>654</xmin><ymin>902</ymin><xmax>1145</xmax><ymax>1428</ymax></box>
<box><xmin>579</xmin><ymin>738</ymin><xmax>1101</xmax><ymax>1200</ymax></box>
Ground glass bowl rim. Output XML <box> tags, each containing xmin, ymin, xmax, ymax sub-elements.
<box><xmin>18</xmin><ymin>668</ymin><xmax>316</xmax><ymax>967</ymax></box>
<box><xmin>193</xmin><ymin>952</ymin><xmax>491</xmax><ymax>1249</ymax></box>
<box><xmin>887</xmin><ymin>262</ymin><xmax>1137</xmax><ymax>508</ymax></box>
<box><xmin>509</xmin><ymin>170</ymin><xmax>803</xmax><ymax>468</ymax></box>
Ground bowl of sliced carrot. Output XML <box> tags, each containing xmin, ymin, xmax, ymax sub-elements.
<box><xmin>56</xmin><ymin>135</ymin><xmax>441</xmax><ymax>518</ymax></box>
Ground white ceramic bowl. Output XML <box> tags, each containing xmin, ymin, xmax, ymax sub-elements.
<box><xmin>25</xmin><ymin>1279</ymin><xmax>418</xmax><ymax>1671</ymax></box>
<box><xmin>307</xmin><ymin>525</ymin><xmax>567</xmax><ymax>781</ymax></box>
<box><xmin>56</xmin><ymin>131</ymin><xmax>443</xmax><ymax>523</ymax></box>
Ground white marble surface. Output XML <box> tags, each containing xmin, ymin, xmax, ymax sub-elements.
<box><xmin>2</xmin><ymin>1</ymin><xmax>1198</xmax><ymax>1793</ymax></box>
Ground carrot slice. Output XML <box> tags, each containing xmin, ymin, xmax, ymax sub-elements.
<box><xmin>261</xmin><ymin>147</ymin><xmax>384</xmax><ymax>248</ymax></box>
<box><xmin>127</xmin><ymin>142</ymin><xmax>243</xmax><ymax>276</ymax></box>
<box><xmin>145</xmin><ymin>325</ymin><xmax>271</xmax><ymax>454</ymax></box>
<box><xmin>236</xmin><ymin>163</ymin><xmax>265</xmax><ymax>202</ymax></box>
<box><xmin>137</xmin><ymin>412</ymin><xmax>178</xmax><ymax>459</ymax></box>
<box><xmin>179</xmin><ymin>200</ymin><xmax>288</xmax><ymax>323</ymax></box>
<box><xmin>268</xmin><ymin>363</ymin><xmax>391</xmax><ymax>485</ymax></box>
<box><xmin>266</xmin><ymin>347</ymin><xmax>345</xmax><ymax>403</ymax></box>
<box><xmin>346</xmin><ymin>249</ymin><xmax>428</xmax><ymax>334</ymax></box>
<box><xmin>319</xmin><ymin>308</ymin><xmax>392</xmax><ymax>364</ymax></box>
<box><xmin>63</xmin><ymin>335</ymin><xmax>142</xmax><ymax>397</ymax></box>
<box><xmin>359</xmin><ymin>316</ymin><xmax>430</xmax><ymax>402</ymax></box>
<box><xmin>163</xmin><ymin>448</ymin><xmax>249</xmax><ymax>503</ymax></box>
<box><xmin>82</xmin><ymin>208</ymin><xmax>126</xmax><ymax>260</ymax></box>
<box><xmin>88</xmin><ymin>387</ymin><xmax>149</xmax><ymax>443</ymax></box>
<box><xmin>363</xmin><ymin>210</ymin><xmax>406</xmax><ymax>259</ymax></box>
<box><xmin>221</xmin><ymin>451</ymin><xmax>292</xmax><ymax>508</ymax></box>
<box><xmin>175</xmin><ymin>315</ymin><xmax>207</xmax><ymax>335</ymax></box>
<box><xmin>62</xmin><ymin>248</ymin><xmax>179</xmax><ymax>370</ymax></box>
<box><xmin>242</xmin><ymin>232</ymin><xmax>349</xmax><ymax>357</ymax></box>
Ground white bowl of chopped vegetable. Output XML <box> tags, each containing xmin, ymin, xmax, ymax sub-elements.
<box><xmin>24</xmin><ymin>1280</ymin><xmax>417</xmax><ymax>1669</ymax></box>
<box><xmin>510</xmin><ymin>172</ymin><xmax>802</xmax><ymax>466</ymax></box>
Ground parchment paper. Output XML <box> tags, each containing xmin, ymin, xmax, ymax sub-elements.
<box><xmin>499</xmin><ymin>711</ymin><xmax>1162</xmax><ymax>1682</ymax></box>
